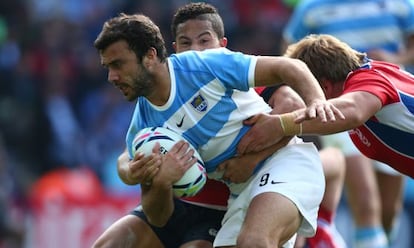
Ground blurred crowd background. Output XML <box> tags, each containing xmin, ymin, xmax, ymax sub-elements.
<box><xmin>0</xmin><ymin>0</ymin><xmax>412</xmax><ymax>247</ymax></box>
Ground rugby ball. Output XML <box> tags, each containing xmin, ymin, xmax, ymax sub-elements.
<box><xmin>132</xmin><ymin>127</ymin><xmax>206</xmax><ymax>197</ymax></box>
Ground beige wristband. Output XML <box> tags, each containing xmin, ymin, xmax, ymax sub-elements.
<box><xmin>279</xmin><ymin>112</ymin><xmax>302</xmax><ymax>136</ymax></box>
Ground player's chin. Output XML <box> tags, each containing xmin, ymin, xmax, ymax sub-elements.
<box><xmin>125</xmin><ymin>92</ymin><xmax>138</xmax><ymax>102</ymax></box>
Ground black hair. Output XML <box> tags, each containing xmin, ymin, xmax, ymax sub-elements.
<box><xmin>94</xmin><ymin>13</ymin><xmax>167</xmax><ymax>62</ymax></box>
<box><xmin>171</xmin><ymin>2</ymin><xmax>224</xmax><ymax>39</ymax></box>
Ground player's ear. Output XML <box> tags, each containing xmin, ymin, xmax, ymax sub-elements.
<box><xmin>320</xmin><ymin>79</ymin><xmax>333</xmax><ymax>97</ymax></box>
<box><xmin>172</xmin><ymin>42</ymin><xmax>177</xmax><ymax>52</ymax></box>
<box><xmin>143</xmin><ymin>47</ymin><xmax>158</xmax><ymax>69</ymax></box>
<box><xmin>145</xmin><ymin>47</ymin><xmax>157</xmax><ymax>59</ymax></box>
<box><xmin>219</xmin><ymin>37</ymin><xmax>228</xmax><ymax>48</ymax></box>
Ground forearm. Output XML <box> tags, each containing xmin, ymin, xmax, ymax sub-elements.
<box><xmin>283</xmin><ymin>59</ymin><xmax>326</xmax><ymax>106</ymax></box>
<box><xmin>280</xmin><ymin>103</ymin><xmax>363</xmax><ymax>136</ymax></box>
<box><xmin>255</xmin><ymin>57</ymin><xmax>326</xmax><ymax>105</ymax></box>
<box><xmin>141</xmin><ymin>183</ymin><xmax>175</xmax><ymax>227</ymax></box>
<box><xmin>117</xmin><ymin>149</ymin><xmax>170</xmax><ymax>223</ymax></box>
<box><xmin>300</xmin><ymin>115</ymin><xmax>353</xmax><ymax>135</ymax></box>
<box><xmin>118</xmin><ymin>153</ymin><xmax>174</xmax><ymax>225</ymax></box>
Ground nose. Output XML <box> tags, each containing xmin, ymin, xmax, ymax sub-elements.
<box><xmin>108</xmin><ymin>69</ymin><xmax>119</xmax><ymax>83</ymax></box>
<box><xmin>190</xmin><ymin>44</ymin><xmax>203</xmax><ymax>51</ymax></box>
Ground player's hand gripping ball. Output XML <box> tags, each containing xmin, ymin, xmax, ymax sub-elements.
<box><xmin>132</xmin><ymin>127</ymin><xmax>206</xmax><ymax>197</ymax></box>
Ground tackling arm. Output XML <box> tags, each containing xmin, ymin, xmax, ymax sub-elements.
<box><xmin>238</xmin><ymin>91</ymin><xmax>381</xmax><ymax>154</ymax></box>
<box><xmin>296</xmin><ymin>91</ymin><xmax>382</xmax><ymax>134</ymax></box>
<box><xmin>254</xmin><ymin>57</ymin><xmax>324</xmax><ymax>107</ymax></box>
<box><xmin>254</xmin><ymin>56</ymin><xmax>344</xmax><ymax>123</ymax></box>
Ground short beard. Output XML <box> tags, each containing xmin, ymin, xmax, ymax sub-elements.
<box><xmin>129</xmin><ymin>67</ymin><xmax>155</xmax><ymax>101</ymax></box>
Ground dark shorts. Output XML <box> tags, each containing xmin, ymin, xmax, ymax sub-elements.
<box><xmin>259</xmin><ymin>84</ymin><xmax>285</xmax><ymax>103</ymax></box>
<box><xmin>130</xmin><ymin>199</ymin><xmax>225</xmax><ymax>248</ymax></box>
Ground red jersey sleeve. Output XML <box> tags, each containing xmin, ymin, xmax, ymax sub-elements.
<box><xmin>343</xmin><ymin>68</ymin><xmax>400</xmax><ymax>106</ymax></box>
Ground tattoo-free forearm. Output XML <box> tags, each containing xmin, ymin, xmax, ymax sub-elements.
<box><xmin>141</xmin><ymin>183</ymin><xmax>175</xmax><ymax>227</ymax></box>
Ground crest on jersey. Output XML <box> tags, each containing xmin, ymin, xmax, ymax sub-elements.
<box><xmin>191</xmin><ymin>94</ymin><xmax>208</xmax><ymax>112</ymax></box>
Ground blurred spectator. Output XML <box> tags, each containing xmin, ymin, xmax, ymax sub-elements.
<box><xmin>78</xmin><ymin>84</ymin><xmax>134</xmax><ymax>179</ymax></box>
<box><xmin>0</xmin><ymin>133</ymin><xmax>25</xmax><ymax>248</ymax></box>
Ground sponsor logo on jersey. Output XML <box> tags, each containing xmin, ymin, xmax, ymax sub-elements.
<box><xmin>191</xmin><ymin>94</ymin><xmax>208</xmax><ymax>112</ymax></box>
<box><xmin>350</xmin><ymin>128</ymin><xmax>371</xmax><ymax>147</ymax></box>
<box><xmin>176</xmin><ymin>115</ymin><xmax>185</xmax><ymax>128</ymax></box>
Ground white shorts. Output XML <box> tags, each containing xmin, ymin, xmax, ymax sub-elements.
<box><xmin>213</xmin><ymin>137</ymin><xmax>325</xmax><ymax>247</ymax></box>
<box><xmin>321</xmin><ymin>132</ymin><xmax>401</xmax><ymax>175</ymax></box>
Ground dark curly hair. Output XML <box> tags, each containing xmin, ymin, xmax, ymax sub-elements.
<box><xmin>94</xmin><ymin>13</ymin><xmax>167</xmax><ymax>62</ymax></box>
<box><xmin>171</xmin><ymin>2</ymin><xmax>224</xmax><ymax>40</ymax></box>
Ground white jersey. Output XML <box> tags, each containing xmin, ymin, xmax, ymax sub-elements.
<box><xmin>126</xmin><ymin>48</ymin><xmax>271</xmax><ymax>173</ymax></box>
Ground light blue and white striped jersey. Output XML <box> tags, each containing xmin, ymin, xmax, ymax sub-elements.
<box><xmin>126</xmin><ymin>48</ymin><xmax>271</xmax><ymax>173</ymax></box>
<box><xmin>283</xmin><ymin>0</ymin><xmax>414</xmax><ymax>53</ymax></box>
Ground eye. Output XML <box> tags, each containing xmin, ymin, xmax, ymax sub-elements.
<box><xmin>110</xmin><ymin>61</ymin><xmax>122</xmax><ymax>69</ymax></box>
<box><xmin>179</xmin><ymin>41</ymin><xmax>191</xmax><ymax>47</ymax></box>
